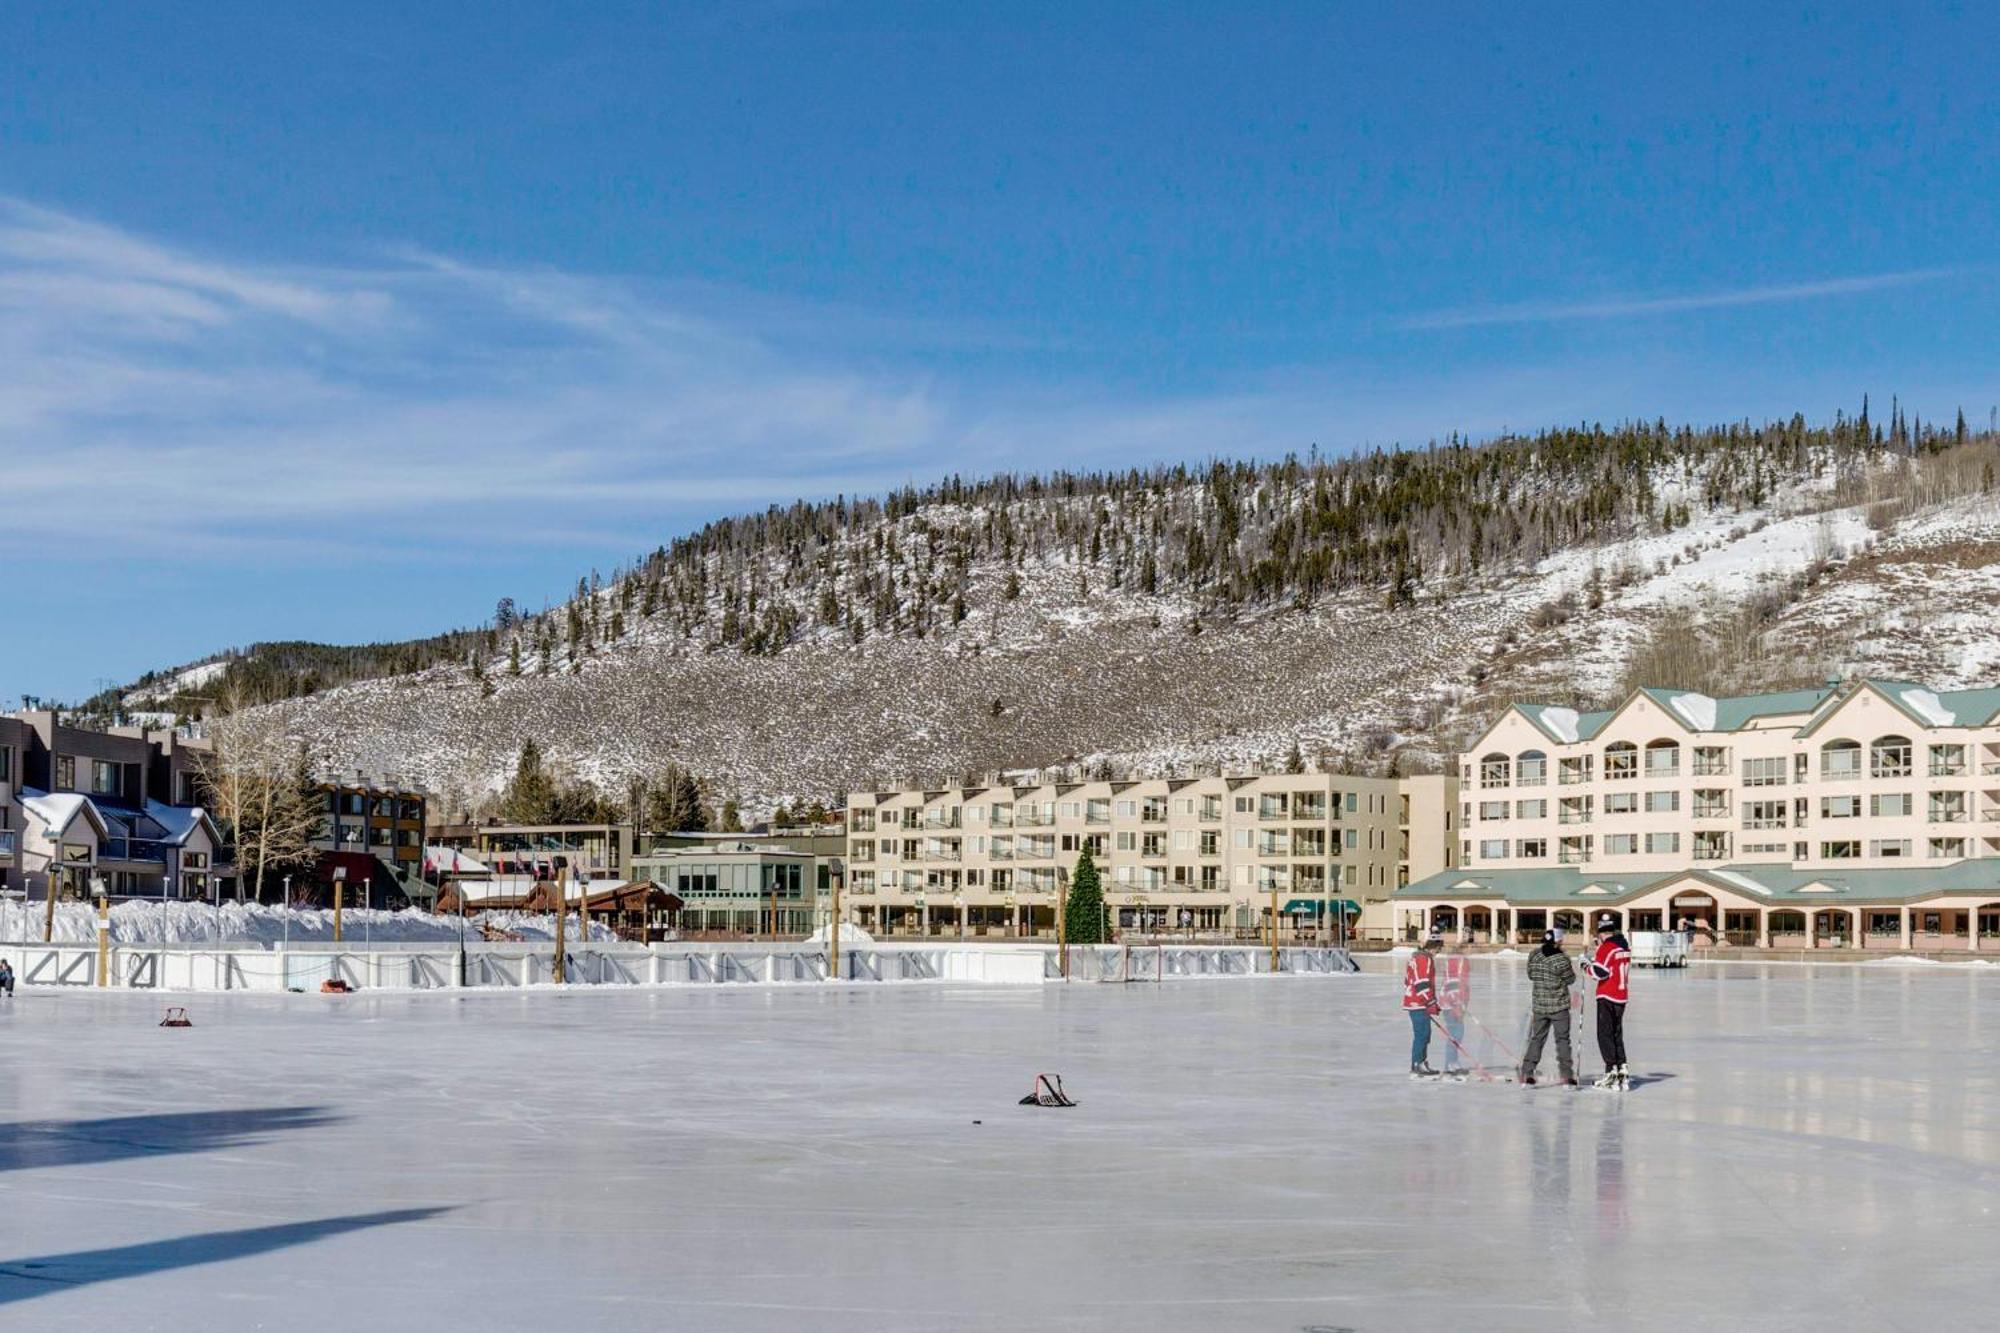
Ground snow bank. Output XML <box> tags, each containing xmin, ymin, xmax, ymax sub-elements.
<box><xmin>0</xmin><ymin>901</ymin><xmax>616</xmax><ymax>946</ymax></box>
<box><xmin>802</xmin><ymin>923</ymin><xmax>874</xmax><ymax>946</ymax></box>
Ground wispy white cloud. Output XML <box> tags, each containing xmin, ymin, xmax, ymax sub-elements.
<box><xmin>1400</xmin><ymin>267</ymin><xmax>1968</xmax><ymax>331</ymax></box>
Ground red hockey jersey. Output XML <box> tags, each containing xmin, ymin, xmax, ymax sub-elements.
<box><xmin>1402</xmin><ymin>951</ymin><xmax>1437</xmax><ymax>1010</ymax></box>
<box><xmin>1588</xmin><ymin>937</ymin><xmax>1631</xmax><ymax>1003</ymax></box>
<box><xmin>1439</xmin><ymin>954</ymin><xmax>1471</xmax><ymax>1012</ymax></box>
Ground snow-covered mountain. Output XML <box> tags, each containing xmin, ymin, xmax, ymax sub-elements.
<box><xmin>122</xmin><ymin>417</ymin><xmax>2000</xmax><ymax>816</ymax></box>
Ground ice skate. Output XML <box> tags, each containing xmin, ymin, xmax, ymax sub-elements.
<box><xmin>1410</xmin><ymin>1062</ymin><xmax>1440</xmax><ymax>1078</ymax></box>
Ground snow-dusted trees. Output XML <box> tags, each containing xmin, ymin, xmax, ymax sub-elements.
<box><xmin>198</xmin><ymin>692</ymin><xmax>325</xmax><ymax>901</ymax></box>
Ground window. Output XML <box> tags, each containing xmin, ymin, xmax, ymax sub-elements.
<box><xmin>1200</xmin><ymin>796</ymin><xmax>1222</xmax><ymax>821</ymax></box>
<box><xmin>1199</xmin><ymin>831</ymin><xmax>1219</xmax><ymax>857</ymax></box>
<box><xmin>1558</xmin><ymin>836</ymin><xmax>1593</xmax><ymax>864</ymax></box>
<box><xmin>1821</xmin><ymin>840</ymin><xmax>1861</xmax><ymax>859</ymax></box>
<box><xmin>1234</xmin><ymin>797</ymin><xmax>1253</xmax><ymax>813</ymax></box>
<box><xmin>1479</xmin><ymin>801</ymin><xmax>1510</xmax><ymax>821</ymax></box>
<box><xmin>1929</xmin><ymin>838</ymin><xmax>1968</xmax><ymax>859</ymax></box>
<box><xmin>1929</xmin><ymin>744</ymin><xmax>1967</xmax><ymax>777</ymax></box>
<box><xmin>1742</xmin><ymin>800</ymin><xmax>1787</xmax><ymax>830</ymax></box>
<box><xmin>1644</xmin><ymin>741</ymin><xmax>1680</xmax><ymax>777</ymax></box>
<box><xmin>1558</xmin><ymin>755</ymin><xmax>1594</xmax><ymax>785</ymax></box>
<box><xmin>1604</xmin><ymin>792</ymin><xmax>1637</xmax><ymax>815</ymax></box>
<box><xmin>1173</xmin><ymin>829</ymin><xmax>1193</xmax><ymax>850</ymax></box>
<box><xmin>1869</xmin><ymin>839</ymin><xmax>1911</xmax><ymax>858</ymax></box>
<box><xmin>1644</xmin><ymin>791</ymin><xmax>1680</xmax><ymax>815</ymax></box>
<box><xmin>1114</xmin><ymin>800</ymin><xmax>1137</xmax><ymax>819</ymax></box>
<box><xmin>1516</xmin><ymin>838</ymin><xmax>1547</xmax><ymax>858</ymax></box>
<box><xmin>1479</xmin><ymin>754</ymin><xmax>1511</xmax><ymax>788</ymax></box>
<box><xmin>1604</xmin><ymin>833</ymin><xmax>1638</xmax><ymax>856</ymax></box>
<box><xmin>1742</xmin><ymin>757</ymin><xmax>1787</xmax><ymax>787</ymax></box>
<box><xmin>1741</xmin><ymin>842</ymin><xmax>1787</xmax><ymax>856</ymax></box>
<box><xmin>1603</xmin><ymin>743</ymin><xmax>1638</xmax><ymax>780</ymax></box>
<box><xmin>1644</xmin><ymin>832</ymin><xmax>1680</xmax><ymax>855</ymax></box>
<box><xmin>1692</xmin><ymin>746</ymin><xmax>1730</xmax><ymax>776</ymax></box>
<box><xmin>54</xmin><ymin>755</ymin><xmax>75</xmax><ymax>790</ymax></box>
<box><xmin>1821</xmin><ymin>740</ymin><xmax>1862</xmax><ymax>781</ymax></box>
<box><xmin>1870</xmin><ymin>736</ymin><xmax>1913</xmax><ymax>779</ymax></box>
<box><xmin>1115</xmin><ymin>831</ymin><xmax>1135</xmax><ymax>851</ymax></box>
<box><xmin>1929</xmin><ymin>792</ymin><xmax>1967</xmax><ymax>823</ymax></box>
<box><xmin>1478</xmin><ymin>839</ymin><xmax>1509</xmax><ymax>859</ymax></box>
<box><xmin>0</xmin><ymin>747</ymin><xmax>10</xmax><ymax>782</ymax></box>
<box><xmin>1232</xmin><ymin>829</ymin><xmax>1252</xmax><ymax>849</ymax></box>
<box><xmin>1693</xmin><ymin>790</ymin><xmax>1730</xmax><ymax>819</ymax></box>
<box><xmin>1516</xmin><ymin>752</ymin><xmax>1548</xmax><ymax>786</ymax></box>
<box><xmin>1173</xmin><ymin>798</ymin><xmax>1194</xmax><ymax>816</ymax></box>
<box><xmin>1870</xmin><ymin>793</ymin><xmax>1913</xmax><ymax>818</ymax></box>
<box><xmin>90</xmin><ymin>760</ymin><xmax>121</xmax><ymax>796</ymax></box>
<box><xmin>1821</xmin><ymin>795</ymin><xmax>1860</xmax><ymax>820</ymax></box>
<box><xmin>1515</xmin><ymin>798</ymin><xmax>1547</xmax><ymax>820</ymax></box>
<box><xmin>1558</xmin><ymin>796</ymin><xmax>1593</xmax><ymax>825</ymax></box>
<box><xmin>1692</xmin><ymin>831</ymin><xmax>1729</xmax><ymax>861</ymax></box>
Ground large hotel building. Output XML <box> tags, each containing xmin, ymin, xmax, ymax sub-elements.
<box><xmin>846</xmin><ymin>772</ymin><xmax>1457</xmax><ymax>938</ymax></box>
<box><xmin>1397</xmin><ymin>679</ymin><xmax>2000</xmax><ymax>950</ymax></box>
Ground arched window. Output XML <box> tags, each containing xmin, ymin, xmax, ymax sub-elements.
<box><xmin>1604</xmin><ymin>741</ymin><xmax>1638</xmax><ymax>780</ymax></box>
<box><xmin>1516</xmin><ymin>750</ymin><xmax>1548</xmax><ymax>786</ymax></box>
<box><xmin>1644</xmin><ymin>738</ymin><xmax>1681</xmax><ymax>778</ymax></box>
<box><xmin>1820</xmin><ymin>739</ymin><xmax>1862</xmax><ymax>781</ymax></box>
<box><xmin>1870</xmin><ymin>735</ymin><xmax>1913</xmax><ymax>779</ymax></box>
<box><xmin>1479</xmin><ymin>752</ymin><xmax>1511</xmax><ymax>788</ymax></box>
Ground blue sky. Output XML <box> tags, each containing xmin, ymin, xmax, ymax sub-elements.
<box><xmin>3</xmin><ymin>2</ymin><xmax>1996</xmax><ymax>700</ymax></box>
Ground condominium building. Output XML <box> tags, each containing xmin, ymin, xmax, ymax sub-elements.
<box><xmin>845</xmin><ymin>772</ymin><xmax>1457</xmax><ymax>939</ymax></box>
<box><xmin>1397</xmin><ymin>679</ymin><xmax>2000</xmax><ymax>950</ymax></box>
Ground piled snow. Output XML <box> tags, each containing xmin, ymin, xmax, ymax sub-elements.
<box><xmin>1661</xmin><ymin>690</ymin><xmax>1718</xmax><ymax>731</ymax></box>
<box><xmin>0</xmin><ymin>901</ymin><xmax>616</xmax><ymax>946</ymax></box>
<box><xmin>1895</xmin><ymin>687</ymin><xmax>1956</xmax><ymax>727</ymax></box>
<box><xmin>1538</xmin><ymin>706</ymin><xmax>1582</xmax><ymax>743</ymax></box>
<box><xmin>803</xmin><ymin>922</ymin><xmax>874</xmax><ymax>946</ymax></box>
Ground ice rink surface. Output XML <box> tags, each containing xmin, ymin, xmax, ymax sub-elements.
<box><xmin>4</xmin><ymin>958</ymin><xmax>1998</xmax><ymax>1332</ymax></box>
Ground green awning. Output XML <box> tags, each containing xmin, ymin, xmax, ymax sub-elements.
<box><xmin>1280</xmin><ymin>898</ymin><xmax>1361</xmax><ymax>917</ymax></box>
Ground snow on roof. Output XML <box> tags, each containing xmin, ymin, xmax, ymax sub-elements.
<box><xmin>19</xmin><ymin>789</ymin><xmax>103</xmax><ymax>838</ymax></box>
<box><xmin>143</xmin><ymin>801</ymin><xmax>212</xmax><ymax>846</ymax></box>
<box><xmin>425</xmin><ymin>845</ymin><xmax>491</xmax><ymax>875</ymax></box>
<box><xmin>1536</xmin><ymin>706</ymin><xmax>1582</xmax><ymax>743</ymax></box>
<box><xmin>1659</xmin><ymin>690</ymin><xmax>1718</xmax><ymax>731</ymax></box>
<box><xmin>1893</xmin><ymin>686</ymin><xmax>1956</xmax><ymax>727</ymax></box>
<box><xmin>1706</xmin><ymin>868</ymin><xmax>1771</xmax><ymax>895</ymax></box>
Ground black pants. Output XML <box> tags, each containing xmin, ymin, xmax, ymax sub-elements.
<box><xmin>1596</xmin><ymin>998</ymin><xmax>1627</xmax><ymax>1069</ymax></box>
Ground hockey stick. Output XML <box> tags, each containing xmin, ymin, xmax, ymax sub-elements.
<box><xmin>1428</xmin><ymin>1012</ymin><xmax>1505</xmax><ymax>1083</ymax></box>
<box><xmin>1464</xmin><ymin>1009</ymin><xmax>1522</xmax><ymax>1066</ymax></box>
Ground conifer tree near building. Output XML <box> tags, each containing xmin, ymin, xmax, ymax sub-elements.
<box><xmin>1065</xmin><ymin>844</ymin><xmax>1111</xmax><ymax>945</ymax></box>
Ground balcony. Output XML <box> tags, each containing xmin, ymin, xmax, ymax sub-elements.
<box><xmin>1085</xmin><ymin>813</ymin><xmax>1111</xmax><ymax>826</ymax></box>
<box><xmin>1557</xmin><ymin>851</ymin><xmax>1592</xmax><ymax>865</ymax></box>
<box><xmin>1693</xmin><ymin>845</ymin><xmax>1729</xmax><ymax>861</ymax></box>
<box><xmin>925</xmin><ymin>850</ymin><xmax>961</xmax><ymax>862</ymax></box>
<box><xmin>1694</xmin><ymin>807</ymin><xmax>1731</xmax><ymax>821</ymax></box>
<box><xmin>99</xmin><ymin>837</ymin><xmax>169</xmax><ymax>864</ymax></box>
<box><xmin>1016</xmin><ymin>811</ymin><xmax>1053</xmax><ymax>827</ymax></box>
<box><xmin>1930</xmin><ymin>764</ymin><xmax>1967</xmax><ymax>778</ymax></box>
<box><xmin>1558</xmin><ymin>769</ymin><xmax>1592</xmax><ymax>786</ymax></box>
<box><xmin>1930</xmin><ymin>811</ymin><xmax>1968</xmax><ymax>824</ymax></box>
<box><xmin>1557</xmin><ymin>813</ymin><xmax>1592</xmax><ymax>826</ymax></box>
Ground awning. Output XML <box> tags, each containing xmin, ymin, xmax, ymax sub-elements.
<box><xmin>1280</xmin><ymin>898</ymin><xmax>1362</xmax><ymax>917</ymax></box>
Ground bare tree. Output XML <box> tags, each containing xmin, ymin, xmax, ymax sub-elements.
<box><xmin>197</xmin><ymin>689</ymin><xmax>325</xmax><ymax>901</ymax></box>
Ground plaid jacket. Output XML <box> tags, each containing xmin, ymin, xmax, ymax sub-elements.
<box><xmin>1526</xmin><ymin>946</ymin><xmax>1576</xmax><ymax>1015</ymax></box>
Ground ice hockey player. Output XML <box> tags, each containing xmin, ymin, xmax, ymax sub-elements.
<box><xmin>1438</xmin><ymin>931</ymin><xmax>1473</xmax><ymax>1076</ymax></box>
<box><xmin>1517</xmin><ymin>928</ymin><xmax>1576</xmax><ymax>1086</ymax></box>
<box><xmin>1403</xmin><ymin>933</ymin><xmax>1443</xmax><ymax>1076</ymax></box>
<box><xmin>1586</xmin><ymin>914</ymin><xmax>1632</xmax><ymax>1089</ymax></box>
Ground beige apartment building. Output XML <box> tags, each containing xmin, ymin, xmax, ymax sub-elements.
<box><xmin>1397</xmin><ymin>679</ymin><xmax>2000</xmax><ymax>950</ymax></box>
<box><xmin>846</xmin><ymin>771</ymin><xmax>1456</xmax><ymax>940</ymax></box>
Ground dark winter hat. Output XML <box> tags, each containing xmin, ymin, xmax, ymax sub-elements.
<box><xmin>1543</xmin><ymin>927</ymin><xmax>1563</xmax><ymax>944</ymax></box>
<box><xmin>1595</xmin><ymin>914</ymin><xmax>1617</xmax><ymax>933</ymax></box>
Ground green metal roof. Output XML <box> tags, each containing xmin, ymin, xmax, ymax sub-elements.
<box><xmin>1398</xmin><ymin>861</ymin><xmax>2000</xmax><ymax>906</ymax></box>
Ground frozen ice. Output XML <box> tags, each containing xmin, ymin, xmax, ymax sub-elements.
<box><xmin>3</xmin><ymin>958</ymin><xmax>1997</xmax><ymax>1330</ymax></box>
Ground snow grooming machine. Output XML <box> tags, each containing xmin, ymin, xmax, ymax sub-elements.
<box><xmin>1019</xmin><ymin>1073</ymin><xmax>1077</xmax><ymax>1107</ymax></box>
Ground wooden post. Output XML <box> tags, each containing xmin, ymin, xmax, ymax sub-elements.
<box><xmin>96</xmin><ymin>890</ymin><xmax>111</xmax><ymax>987</ymax></box>
<box><xmin>43</xmin><ymin>864</ymin><xmax>60</xmax><ymax>943</ymax></box>
<box><xmin>333</xmin><ymin>874</ymin><xmax>344</xmax><ymax>944</ymax></box>
<box><xmin>553</xmin><ymin>860</ymin><xmax>568</xmax><ymax>984</ymax></box>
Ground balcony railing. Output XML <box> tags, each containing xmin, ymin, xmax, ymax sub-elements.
<box><xmin>1558</xmin><ymin>851</ymin><xmax>1592</xmax><ymax>864</ymax></box>
<box><xmin>1693</xmin><ymin>845</ymin><xmax>1729</xmax><ymax>861</ymax></box>
<box><xmin>98</xmin><ymin>837</ymin><xmax>168</xmax><ymax>864</ymax></box>
<box><xmin>1930</xmin><ymin>764</ymin><xmax>1966</xmax><ymax>778</ymax></box>
<box><xmin>1557</xmin><ymin>813</ymin><xmax>1592</xmax><ymax>825</ymax></box>
<box><xmin>1930</xmin><ymin>811</ymin><xmax>1968</xmax><ymax>824</ymax></box>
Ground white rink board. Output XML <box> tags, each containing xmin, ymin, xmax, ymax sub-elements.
<box><xmin>2</xmin><ymin>958</ymin><xmax>1997</xmax><ymax>1331</ymax></box>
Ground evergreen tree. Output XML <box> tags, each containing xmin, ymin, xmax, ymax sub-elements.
<box><xmin>1283</xmin><ymin>741</ymin><xmax>1306</xmax><ymax>774</ymax></box>
<box><xmin>498</xmin><ymin>739</ymin><xmax>559</xmax><ymax>823</ymax></box>
<box><xmin>1065</xmin><ymin>844</ymin><xmax>1110</xmax><ymax>944</ymax></box>
<box><xmin>720</xmin><ymin>798</ymin><xmax>744</xmax><ymax>833</ymax></box>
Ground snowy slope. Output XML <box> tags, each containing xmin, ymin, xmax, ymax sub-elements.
<box><xmin>128</xmin><ymin>453</ymin><xmax>2000</xmax><ymax>814</ymax></box>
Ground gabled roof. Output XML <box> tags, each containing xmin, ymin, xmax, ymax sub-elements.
<box><xmin>19</xmin><ymin>789</ymin><xmax>110</xmax><ymax>840</ymax></box>
<box><xmin>1510</xmin><ymin>704</ymin><xmax>1615</xmax><ymax>745</ymax></box>
<box><xmin>1803</xmin><ymin>679</ymin><xmax>2000</xmax><ymax>737</ymax></box>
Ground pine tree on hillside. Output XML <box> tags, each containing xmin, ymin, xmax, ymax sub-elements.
<box><xmin>1283</xmin><ymin>741</ymin><xmax>1306</xmax><ymax>774</ymax></box>
<box><xmin>1065</xmin><ymin>844</ymin><xmax>1110</xmax><ymax>945</ymax></box>
<box><xmin>498</xmin><ymin>739</ymin><xmax>559</xmax><ymax>823</ymax></box>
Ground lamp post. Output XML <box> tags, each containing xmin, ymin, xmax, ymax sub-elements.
<box><xmin>332</xmin><ymin>865</ymin><xmax>346</xmax><ymax>944</ymax></box>
<box><xmin>281</xmin><ymin>873</ymin><xmax>292</xmax><ymax>989</ymax></box>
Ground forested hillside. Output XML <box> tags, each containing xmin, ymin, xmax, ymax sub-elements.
<box><xmin>117</xmin><ymin>406</ymin><xmax>2000</xmax><ymax>817</ymax></box>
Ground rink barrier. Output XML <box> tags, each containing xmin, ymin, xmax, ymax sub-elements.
<box><xmin>0</xmin><ymin>940</ymin><xmax>1356</xmax><ymax>994</ymax></box>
